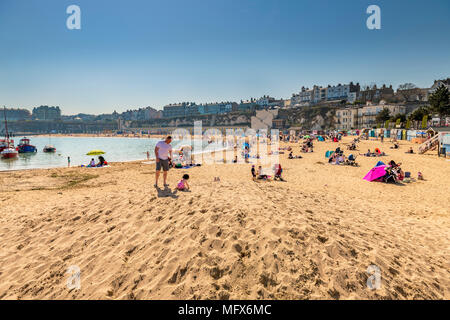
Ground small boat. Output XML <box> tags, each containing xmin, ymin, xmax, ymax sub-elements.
<box><xmin>43</xmin><ymin>145</ymin><xmax>56</xmax><ymax>153</ymax></box>
<box><xmin>17</xmin><ymin>137</ymin><xmax>37</xmax><ymax>153</ymax></box>
<box><xmin>1</xmin><ymin>147</ymin><xmax>18</xmax><ymax>159</ymax></box>
<box><xmin>0</xmin><ymin>139</ymin><xmax>11</xmax><ymax>153</ymax></box>
<box><xmin>1</xmin><ymin>108</ymin><xmax>18</xmax><ymax>159</ymax></box>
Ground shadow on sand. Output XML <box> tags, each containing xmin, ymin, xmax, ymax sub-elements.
<box><xmin>155</xmin><ymin>186</ymin><xmax>179</xmax><ymax>198</ymax></box>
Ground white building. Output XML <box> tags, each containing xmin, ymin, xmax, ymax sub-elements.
<box><xmin>327</xmin><ymin>83</ymin><xmax>350</xmax><ymax>101</ymax></box>
<box><xmin>291</xmin><ymin>87</ymin><xmax>313</xmax><ymax>107</ymax></box>
<box><xmin>327</xmin><ymin>82</ymin><xmax>360</xmax><ymax>101</ymax></box>
<box><xmin>429</xmin><ymin>78</ymin><xmax>450</xmax><ymax>94</ymax></box>
<box><xmin>357</xmin><ymin>103</ymin><xmax>406</xmax><ymax>127</ymax></box>
<box><xmin>255</xmin><ymin>95</ymin><xmax>276</xmax><ymax>107</ymax></box>
<box><xmin>335</xmin><ymin>107</ymin><xmax>359</xmax><ymax>130</ymax></box>
<box><xmin>312</xmin><ymin>86</ymin><xmax>328</xmax><ymax>103</ymax></box>
<box><xmin>348</xmin><ymin>92</ymin><xmax>357</xmax><ymax>103</ymax></box>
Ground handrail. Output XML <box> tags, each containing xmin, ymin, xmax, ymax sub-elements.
<box><xmin>418</xmin><ymin>133</ymin><xmax>441</xmax><ymax>154</ymax></box>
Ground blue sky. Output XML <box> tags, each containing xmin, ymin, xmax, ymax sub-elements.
<box><xmin>0</xmin><ymin>0</ymin><xmax>449</xmax><ymax>114</ymax></box>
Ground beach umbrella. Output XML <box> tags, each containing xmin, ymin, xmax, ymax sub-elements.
<box><xmin>86</xmin><ymin>150</ymin><xmax>105</xmax><ymax>156</ymax></box>
<box><xmin>363</xmin><ymin>165</ymin><xmax>387</xmax><ymax>182</ymax></box>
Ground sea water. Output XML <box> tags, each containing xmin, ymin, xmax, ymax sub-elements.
<box><xmin>0</xmin><ymin>136</ymin><xmax>218</xmax><ymax>171</ymax></box>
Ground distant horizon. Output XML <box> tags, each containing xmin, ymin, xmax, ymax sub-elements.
<box><xmin>1</xmin><ymin>0</ymin><xmax>449</xmax><ymax>114</ymax></box>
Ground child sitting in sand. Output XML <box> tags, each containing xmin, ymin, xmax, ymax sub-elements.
<box><xmin>251</xmin><ymin>165</ymin><xmax>256</xmax><ymax>180</ymax></box>
<box><xmin>289</xmin><ymin>151</ymin><xmax>302</xmax><ymax>159</ymax></box>
<box><xmin>88</xmin><ymin>158</ymin><xmax>96</xmax><ymax>167</ymax></box>
<box><xmin>176</xmin><ymin>174</ymin><xmax>190</xmax><ymax>191</ymax></box>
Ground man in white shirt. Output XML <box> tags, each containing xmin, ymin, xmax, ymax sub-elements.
<box><xmin>154</xmin><ymin>136</ymin><xmax>173</xmax><ymax>187</ymax></box>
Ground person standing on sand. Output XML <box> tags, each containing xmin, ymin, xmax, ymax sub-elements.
<box><xmin>154</xmin><ymin>136</ymin><xmax>173</xmax><ymax>187</ymax></box>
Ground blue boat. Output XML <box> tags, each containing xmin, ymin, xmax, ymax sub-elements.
<box><xmin>17</xmin><ymin>137</ymin><xmax>37</xmax><ymax>153</ymax></box>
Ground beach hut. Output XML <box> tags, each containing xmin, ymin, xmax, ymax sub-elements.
<box><xmin>402</xmin><ymin>130</ymin><xmax>407</xmax><ymax>140</ymax></box>
<box><xmin>406</xmin><ymin>130</ymin><xmax>415</xmax><ymax>141</ymax></box>
<box><xmin>442</xmin><ymin>133</ymin><xmax>450</xmax><ymax>157</ymax></box>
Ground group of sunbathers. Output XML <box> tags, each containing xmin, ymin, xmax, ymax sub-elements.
<box><xmin>328</xmin><ymin>147</ymin><xmax>357</xmax><ymax>166</ymax></box>
<box><xmin>361</xmin><ymin>148</ymin><xmax>386</xmax><ymax>157</ymax></box>
<box><xmin>86</xmin><ymin>156</ymin><xmax>108</xmax><ymax>167</ymax></box>
<box><xmin>382</xmin><ymin>160</ymin><xmax>404</xmax><ymax>183</ymax></box>
<box><xmin>251</xmin><ymin>164</ymin><xmax>285</xmax><ymax>181</ymax></box>
<box><xmin>329</xmin><ymin>152</ymin><xmax>357</xmax><ymax>166</ymax></box>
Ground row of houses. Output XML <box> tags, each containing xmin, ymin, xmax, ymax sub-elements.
<box><xmin>114</xmin><ymin>78</ymin><xmax>449</xmax><ymax>121</ymax></box>
<box><xmin>161</xmin><ymin>96</ymin><xmax>290</xmax><ymax>118</ymax></box>
<box><xmin>290</xmin><ymin>78</ymin><xmax>450</xmax><ymax>108</ymax></box>
<box><xmin>335</xmin><ymin>103</ymin><xmax>407</xmax><ymax>130</ymax></box>
<box><xmin>291</xmin><ymin>82</ymin><xmax>362</xmax><ymax>106</ymax></box>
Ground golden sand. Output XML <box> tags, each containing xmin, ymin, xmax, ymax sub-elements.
<box><xmin>0</xmin><ymin>136</ymin><xmax>448</xmax><ymax>299</ymax></box>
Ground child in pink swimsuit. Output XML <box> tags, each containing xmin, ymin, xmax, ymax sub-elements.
<box><xmin>176</xmin><ymin>174</ymin><xmax>190</xmax><ymax>191</ymax></box>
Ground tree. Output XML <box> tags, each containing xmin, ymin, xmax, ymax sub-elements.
<box><xmin>405</xmin><ymin>119</ymin><xmax>411</xmax><ymax>129</ymax></box>
<box><xmin>391</xmin><ymin>113</ymin><xmax>406</xmax><ymax>123</ymax></box>
<box><xmin>398</xmin><ymin>83</ymin><xmax>417</xmax><ymax>90</ymax></box>
<box><xmin>408</xmin><ymin>106</ymin><xmax>430</xmax><ymax>121</ymax></box>
<box><xmin>428</xmin><ymin>85</ymin><xmax>450</xmax><ymax>116</ymax></box>
<box><xmin>422</xmin><ymin>115</ymin><xmax>428</xmax><ymax>129</ymax></box>
<box><xmin>376</xmin><ymin>107</ymin><xmax>391</xmax><ymax>124</ymax></box>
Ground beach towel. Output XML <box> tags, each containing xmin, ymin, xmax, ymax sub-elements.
<box><xmin>81</xmin><ymin>165</ymin><xmax>111</xmax><ymax>169</ymax></box>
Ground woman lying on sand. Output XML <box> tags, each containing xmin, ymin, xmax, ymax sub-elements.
<box><xmin>288</xmin><ymin>152</ymin><xmax>302</xmax><ymax>159</ymax></box>
<box><xmin>347</xmin><ymin>142</ymin><xmax>357</xmax><ymax>150</ymax></box>
<box><xmin>360</xmin><ymin>149</ymin><xmax>386</xmax><ymax>157</ymax></box>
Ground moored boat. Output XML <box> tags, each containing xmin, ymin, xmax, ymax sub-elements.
<box><xmin>43</xmin><ymin>145</ymin><xmax>56</xmax><ymax>153</ymax></box>
<box><xmin>1</xmin><ymin>107</ymin><xmax>18</xmax><ymax>159</ymax></box>
<box><xmin>17</xmin><ymin>137</ymin><xmax>37</xmax><ymax>153</ymax></box>
<box><xmin>1</xmin><ymin>147</ymin><xmax>18</xmax><ymax>159</ymax></box>
<box><xmin>0</xmin><ymin>139</ymin><xmax>11</xmax><ymax>153</ymax></box>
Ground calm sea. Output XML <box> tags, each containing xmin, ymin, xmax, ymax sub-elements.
<box><xmin>0</xmin><ymin>136</ymin><xmax>216</xmax><ymax>171</ymax></box>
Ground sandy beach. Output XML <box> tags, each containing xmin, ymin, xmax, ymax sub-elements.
<box><xmin>0</xmin><ymin>136</ymin><xmax>448</xmax><ymax>300</ymax></box>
